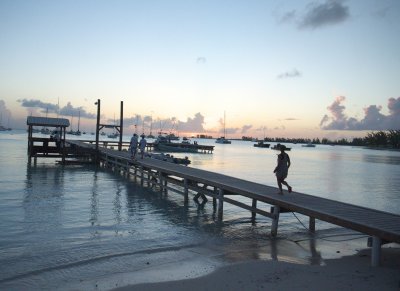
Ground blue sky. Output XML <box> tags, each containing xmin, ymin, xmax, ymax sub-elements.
<box><xmin>0</xmin><ymin>0</ymin><xmax>399</xmax><ymax>139</ymax></box>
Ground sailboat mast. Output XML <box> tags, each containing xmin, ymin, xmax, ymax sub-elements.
<box><xmin>224</xmin><ymin>111</ymin><xmax>226</xmax><ymax>138</ymax></box>
<box><xmin>78</xmin><ymin>110</ymin><xmax>80</xmax><ymax>132</ymax></box>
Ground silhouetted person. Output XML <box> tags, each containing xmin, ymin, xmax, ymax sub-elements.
<box><xmin>139</xmin><ymin>135</ymin><xmax>147</xmax><ymax>159</ymax></box>
<box><xmin>273</xmin><ymin>144</ymin><xmax>292</xmax><ymax>194</ymax></box>
<box><xmin>129</xmin><ymin>133</ymin><xmax>138</xmax><ymax>159</ymax></box>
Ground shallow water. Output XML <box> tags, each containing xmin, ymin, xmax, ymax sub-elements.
<box><xmin>1</xmin><ymin>131</ymin><xmax>399</xmax><ymax>290</ymax></box>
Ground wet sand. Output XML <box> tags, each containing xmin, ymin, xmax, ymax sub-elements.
<box><xmin>85</xmin><ymin>231</ymin><xmax>400</xmax><ymax>291</ymax></box>
<box><xmin>113</xmin><ymin>246</ymin><xmax>400</xmax><ymax>291</ymax></box>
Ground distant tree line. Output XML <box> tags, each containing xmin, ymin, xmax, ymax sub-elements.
<box><xmin>245</xmin><ymin>130</ymin><xmax>400</xmax><ymax>149</ymax></box>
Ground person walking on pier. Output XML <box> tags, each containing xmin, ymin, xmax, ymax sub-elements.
<box><xmin>273</xmin><ymin>144</ymin><xmax>292</xmax><ymax>195</ymax></box>
<box><xmin>129</xmin><ymin>133</ymin><xmax>138</xmax><ymax>159</ymax></box>
<box><xmin>139</xmin><ymin>135</ymin><xmax>147</xmax><ymax>159</ymax></box>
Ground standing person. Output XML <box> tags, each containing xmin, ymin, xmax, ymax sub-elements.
<box><xmin>139</xmin><ymin>134</ymin><xmax>147</xmax><ymax>159</ymax></box>
<box><xmin>273</xmin><ymin>144</ymin><xmax>292</xmax><ymax>195</ymax></box>
<box><xmin>129</xmin><ymin>133</ymin><xmax>138</xmax><ymax>159</ymax></box>
<box><xmin>54</xmin><ymin>129</ymin><xmax>61</xmax><ymax>150</ymax></box>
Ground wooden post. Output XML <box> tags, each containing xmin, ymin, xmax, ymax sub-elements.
<box><xmin>163</xmin><ymin>176</ymin><xmax>168</xmax><ymax>194</ymax></box>
<box><xmin>118</xmin><ymin>101</ymin><xmax>123</xmax><ymax>151</ymax></box>
<box><xmin>251</xmin><ymin>198</ymin><xmax>257</xmax><ymax>221</ymax></box>
<box><xmin>62</xmin><ymin>127</ymin><xmax>66</xmax><ymax>164</ymax></box>
<box><xmin>28</xmin><ymin>125</ymin><xmax>32</xmax><ymax>163</ymax></box>
<box><xmin>371</xmin><ymin>236</ymin><xmax>381</xmax><ymax>267</ymax></box>
<box><xmin>309</xmin><ymin>217</ymin><xmax>315</xmax><ymax>233</ymax></box>
<box><xmin>140</xmin><ymin>165</ymin><xmax>144</xmax><ymax>186</ymax></box>
<box><xmin>134</xmin><ymin>166</ymin><xmax>137</xmax><ymax>181</ymax></box>
<box><xmin>213</xmin><ymin>187</ymin><xmax>217</xmax><ymax>209</ymax></box>
<box><xmin>147</xmin><ymin>170</ymin><xmax>151</xmax><ymax>187</ymax></box>
<box><xmin>271</xmin><ymin>206</ymin><xmax>280</xmax><ymax>237</ymax></box>
<box><xmin>159</xmin><ymin>172</ymin><xmax>164</xmax><ymax>193</ymax></box>
<box><xmin>218</xmin><ymin>188</ymin><xmax>224</xmax><ymax>220</ymax></box>
<box><xmin>95</xmin><ymin>99</ymin><xmax>101</xmax><ymax>165</ymax></box>
<box><xmin>183</xmin><ymin>178</ymin><xmax>189</xmax><ymax>205</ymax></box>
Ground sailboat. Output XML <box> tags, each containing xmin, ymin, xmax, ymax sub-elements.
<box><xmin>215</xmin><ymin>111</ymin><xmax>231</xmax><ymax>144</ymax></box>
<box><xmin>107</xmin><ymin>114</ymin><xmax>119</xmax><ymax>138</ymax></box>
<box><xmin>41</xmin><ymin>108</ymin><xmax>50</xmax><ymax>134</ymax></box>
<box><xmin>147</xmin><ymin>114</ymin><xmax>155</xmax><ymax>138</ymax></box>
<box><xmin>0</xmin><ymin>112</ymin><xmax>12</xmax><ymax>131</ymax></box>
<box><xmin>75</xmin><ymin>110</ymin><xmax>81</xmax><ymax>136</ymax></box>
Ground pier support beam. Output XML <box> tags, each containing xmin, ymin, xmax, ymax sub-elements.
<box><xmin>163</xmin><ymin>177</ymin><xmax>168</xmax><ymax>194</ymax></box>
<box><xmin>371</xmin><ymin>236</ymin><xmax>381</xmax><ymax>267</ymax></box>
<box><xmin>309</xmin><ymin>217</ymin><xmax>315</xmax><ymax>233</ymax></box>
<box><xmin>159</xmin><ymin>172</ymin><xmax>164</xmax><ymax>192</ymax></box>
<box><xmin>213</xmin><ymin>187</ymin><xmax>217</xmax><ymax>209</ymax></box>
<box><xmin>271</xmin><ymin>206</ymin><xmax>280</xmax><ymax>237</ymax></box>
<box><xmin>183</xmin><ymin>178</ymin><xmax>189</xmax><ymax>205</ymax></box>
<box><xmin>217</xmin><ymin>189</ymin><xmax>224</xmax><ymax>220</ymax></box>
<box><xmin>140</xmin><ymin>166</ymin><xmax>144</xmax><ymax>186</ymax></box>
<box><xmin>251</xmin><ymin>199</ymin><xmax>257</xmax><ymax>222</ymax></box>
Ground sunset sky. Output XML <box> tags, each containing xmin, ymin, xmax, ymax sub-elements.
<box><xmin>1</xmin><ymin>0</ymin><xmax>399</xmax><ymax>139</ymax></box>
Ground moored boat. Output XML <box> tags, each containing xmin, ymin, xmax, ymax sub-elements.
<box><xmin>302</xmin><ymin>143</ymin><xmax>316</xmax><ymax>147</ymax></box>
<box><xmin>215</xmin><ymin>111</ymin><xmax>231</xmax><ymax>144</ymax></box>
<box><xmin>154</xmin><ymin>135</ymin><xmax>213</xmax><ymax>153</ymax></box>
<box><xmin>254</xmin><ymin>141</ymin><xmax>270</xmax><ymax>148</ymax></box>
<box><xmin>215</xmin><ymin>137</ymin><xmax>231</xmax><ymax>144</ymax></box>
<box><xmin>107</xmin><ymin>132</ymin><xmax>119</xmax><ymax>138</ymax></box>
<box><xmin>146</xmin><ymin>153</ymin><xmax>191</xmax><ymax>165</ymax></box>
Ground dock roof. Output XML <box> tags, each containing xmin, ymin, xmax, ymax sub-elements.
<box><xmin>27</xmin><ymin>116</ymin><xmax>70</xmax><ymax>127</ymax></box>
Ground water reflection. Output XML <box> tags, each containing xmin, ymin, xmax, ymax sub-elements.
<box><xmin>24</xmin><ymin>163</ymin><xmax>65</xmax><ymax>233</ymax></box>
<box><xmin>363</xmin><ymin>154</ymin><xmax>400</xmax><ymax>165</ymax></box>
<box><xmin>122</xmin><ymin>178</ymin><xmax>325</xmax><ymax>265</ymax></box>
<box><xmin>90</xmin><ymin>171</ymin><xmax>99</xmax><ymax>228</ymax></box>
<box><xmin>113</xmin><ymin>183</ymin><xmax>123</xmax><ymax>233</ymax></box>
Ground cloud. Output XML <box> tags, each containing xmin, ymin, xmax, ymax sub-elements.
<box><xmin>18</xmin><ymin>99</ymin><xmax>58</xmax><ymax>113</ymax></box>
<box><xmin>388</xmin><ymin>97</ymin><xmax>400</xmax><ymax>115</ymax></box>
<box><xmin>59</xmin><ymin>102</ymin><xmax>96</xmax><ymax>119</ymax></box>
<box><xmin>196</xmin><ymin>57</ymin><xmax>207</xmax><ymax>64</ymax></box>
<box><xmin>299</xmin><ymin>0</ymin><xmax>350</xmax><ymax>29</ymax></box>
<box><xmin>277</xmin><ymin>69</ymin><xmax>301</xmax><ymax>79</ymax></box>
<box><xmin>177</xmin><ymin>113</ymin><xmax>206</xmax><ymax>132</ymax></box>
<box><xmin>129</xmin><ymin>113</ymin><xmax>207</xmax><ymax>134</ymax></box>
<box><xmin>279</xmin><ymin>10</ymin><xmax>297</xmax><ymax>24</ymax></box>
<box><xmin>279</xmin><ymin>0</ymin><xmax>350</xmax><ymax>29</ymax></box>
<box><xmin>241</xmin><ymin>125</ymin><xmax>252</xmax><ymax>133</ymax></box>
<box><xmin>18</xmin><ymin>99</ymin><xmax>96</xmax><ymax>119</ymax></box>
<box><xmin>0</xmin><ymin>100</ymin><xmax>12</xmax><ymax>118</ymax></box>
<box><xmin>320</xmin><ymin>96</ymin><xmax>400</xmax><ymax>130</ymax></box>
<box><xmin>225</xmin><ymin>127</ymin><xmax>240</xmax><ymax>135</ymax></box>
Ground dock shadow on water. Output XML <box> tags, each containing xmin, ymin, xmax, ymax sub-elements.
<box><xmin>0</xmin><ymin>159</ymin><xmax>362</xmax><ymax>291</ymax></box>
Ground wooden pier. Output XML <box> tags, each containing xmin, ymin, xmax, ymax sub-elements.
<box><xmin>62</xmin><ymin>140</ymin><xmax>400</xmax><ymax>266</ymax></box>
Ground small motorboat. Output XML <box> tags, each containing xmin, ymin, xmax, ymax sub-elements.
<box><xmin>302</xmin><ymin>143</ymin><xmax>316</xmax><ymax>147</ymax></box>
<box><xmin>253</xmin><ymin>141</ymin><xmax>270</xmax><ymax>148</ymax></box>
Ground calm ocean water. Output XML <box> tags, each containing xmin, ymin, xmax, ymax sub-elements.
<box><xmin>1</xmin><ymin>130</ymin><xmax>400</xmax><ymax>290</ymax></box>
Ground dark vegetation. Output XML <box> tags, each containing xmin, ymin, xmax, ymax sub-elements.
<box><xmin>243</xmin><ymin>130</ymin><xmax>400</xmax><ymax>149</ymax></box>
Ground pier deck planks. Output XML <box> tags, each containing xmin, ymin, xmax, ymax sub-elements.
<box><xmin>67</xmin><ymin>140</ymin><xmax>400</xmax><ymax>245</ymax></box>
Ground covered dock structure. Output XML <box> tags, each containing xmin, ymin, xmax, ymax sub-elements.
<box><xmin>27</xmin><ymin>116</ymin><xmax>70</xmax><ymax>163</ymax></box>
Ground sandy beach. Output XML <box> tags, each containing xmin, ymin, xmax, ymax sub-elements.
<box><xmin>113</xmin><ymin>246</ymin><xmax>400</xmax><ymax>291</ymax></box>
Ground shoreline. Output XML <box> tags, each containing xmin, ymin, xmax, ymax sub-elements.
<box><xmin>112</xmin><ymin>246</ymin><xmax>400</xmax><ymax>291</ymax></box>
<box><xmin>66</xmin><ymin>233</ymin><xmax>400</xmax><ymax>291</ymax></box>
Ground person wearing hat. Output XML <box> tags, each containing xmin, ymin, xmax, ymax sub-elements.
<box><xmin>129</xmin><ymin>133</ymin><xmax>138</xmax><ymax>159</ymax></box>
<box><xmin>273</xmin><ymin>144</ymin><xmax>292</xmax><ymax>194</ymax></box>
